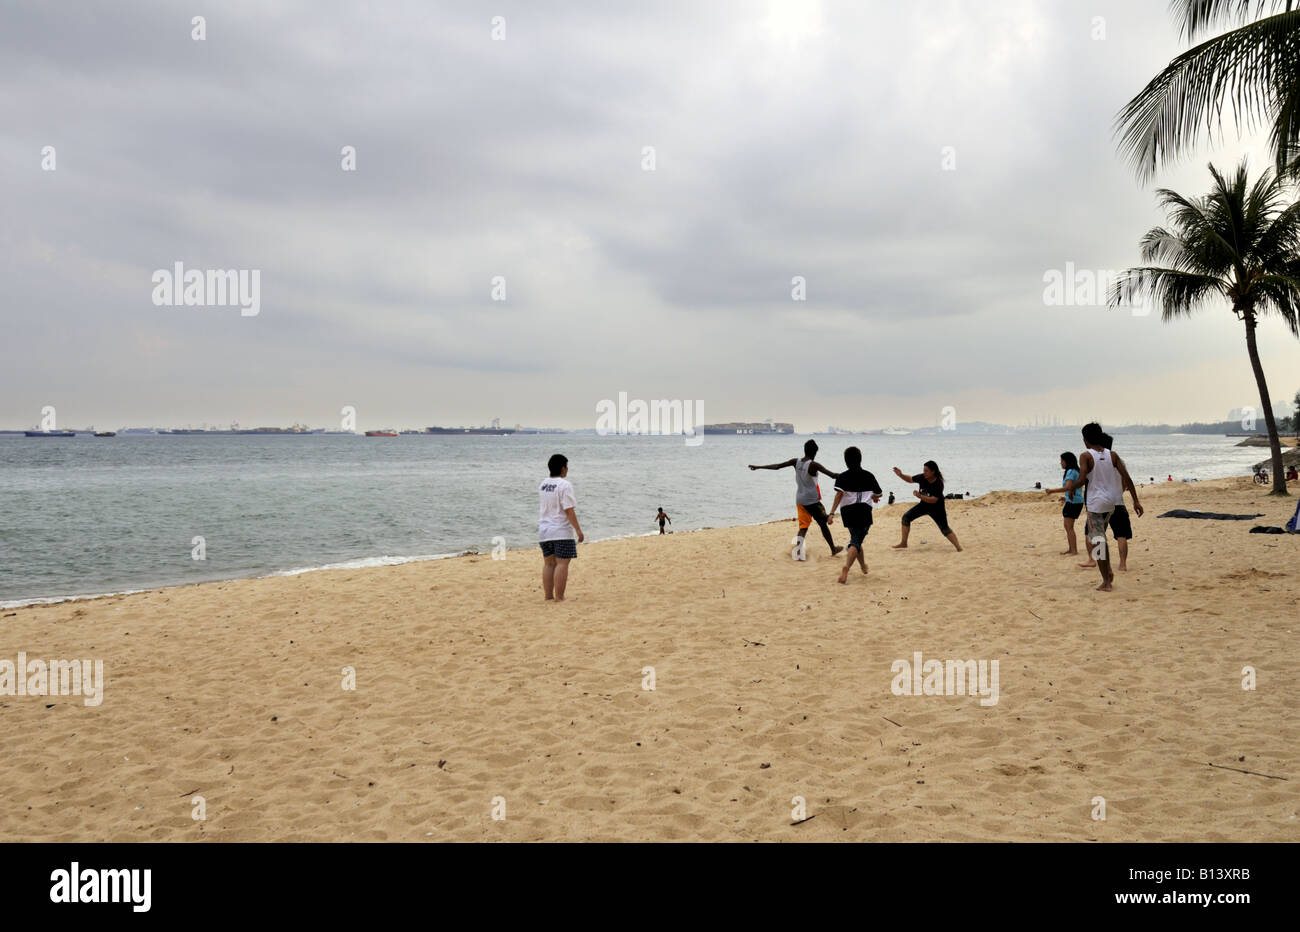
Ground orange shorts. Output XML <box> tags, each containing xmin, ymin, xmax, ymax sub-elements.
<box><xmin>797</xmin><ymin>504</ymin><xmax>813</xmax><ymax>530</ymax></box>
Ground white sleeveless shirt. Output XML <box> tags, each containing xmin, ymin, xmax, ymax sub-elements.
<box><xmin>1086</xmin><ymin>448</ymin><xmax>1122</xmax><ymax>512</ymax></box>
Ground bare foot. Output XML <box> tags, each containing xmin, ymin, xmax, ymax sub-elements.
<box><xmin>837</xmin><ymin>568</ymin><xmax>849</xmax><ymax>584</ymax></box>
<box><xmin>1078</xmin><ymin>561</ymin><xmax>1096</xmax><ymax>569</ymax></box>
<box><xmin>1096</xmin><ymin>576</ymin><xmax>1113</xmax><ymax>592</ymax></box>
<box><xmin>892</xmin><ymin>543</ymin><xmax>907</xmax><ymax>549</ymax></box>
<box><xmin>953</xmin><ymin>545</ymin><xmax>963</xmax><ymax>552</ymax></box>
<box><xmin>1118</xmin><ymin>565</ymin><xmax>1128</xmax><ymax>572</ymax></box>
<box><xmin>860</xmin><ymin>563</ymin><xmax>869</xmax><ymax>575</ymax></box>
<box><xmin>1060</xmin><ymin>550</ymin><xmax>1077</xmax><ymax>556</ymax></box>
<box><xmin>831</xmin><ymin>546</ymin><xmax>844</xmax><ymax>556</ymax></box>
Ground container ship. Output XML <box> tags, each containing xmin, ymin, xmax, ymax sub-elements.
<box><xmin>425</xmin><ymin>418</ymin><xmax>516</xmax><ymax>435</ymax></box>
<box><xmin>702</xmin><ymin>421</ymin><xmax>794</xmax><ymax>435</ymax></box>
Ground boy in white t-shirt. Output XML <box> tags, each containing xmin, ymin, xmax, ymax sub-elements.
<box><xmin>538</xmin><ymin>453</ymin><xmax>584</xmax><ymax>601</ymax></box>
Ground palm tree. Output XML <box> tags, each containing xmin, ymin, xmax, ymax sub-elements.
<box><xmin>1110</xmin><ymin>159</ymin><xmax>1300</xmax><ymax>493</ymax></box>
<box><xmin>1116</xmin><ymin>1</ymin><xmax>1300</xmax><ymax>180</ymax></box>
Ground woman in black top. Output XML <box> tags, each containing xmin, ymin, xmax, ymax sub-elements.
<box><xmin>891</xmin><ymin>461</ymin><xmax>962</xmax><ymax>551</ymax></box>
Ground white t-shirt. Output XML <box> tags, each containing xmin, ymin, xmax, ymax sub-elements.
<box><xmin>538</xmin><ymin>476</ymin><xmax>577</xmax><ymax>541</ymax></box>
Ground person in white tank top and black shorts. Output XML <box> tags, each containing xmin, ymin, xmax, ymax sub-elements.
<box><xmin>1077</xmin><ymin>431</ymin><xmax>1144</xmax><ymax>572</ymax></box>
<box><xmin>1075</xmin><ymin>423</ymin><xmax>1138</xmax><ymax>592</ymax></box>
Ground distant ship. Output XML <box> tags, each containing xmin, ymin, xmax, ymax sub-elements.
<box><xmin>94</xmin><ymin>431</ymin><xmax>116</xmax><ymax>437</ymax></box>
<box><xmin>365</xmin><ymin>430</ymin><xmax>398</xmax><ymax>437</ymax></box>
<box><xmin>25</xmin><ymin>429</ymin><xmax>76</xmax><ymax>437</ymax></box>
<box><xmin>881</xmin><ymin>427</ymin><xmax>912</xmax><ymax>436</ymax></box>
<box><xmin>702</xmin><ymin>421</ymin><xmax>794</xmax><ymax>435</ymax></box>
<box><xmin>424</xmin><ymin>427</ymin><xmax>517</xmax><ymax>435</ymax></box>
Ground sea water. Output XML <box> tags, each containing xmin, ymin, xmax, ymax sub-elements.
<box><xmin>0</xmin><ymin>431</ymin><xmax>1263</xmax><ymax>605</ymax></box>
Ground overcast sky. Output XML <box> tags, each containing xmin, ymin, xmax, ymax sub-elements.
<box><xmin>2</xmin><ymin>0</ymin><xmax>1294</xmax><ymax>431</ymax></box>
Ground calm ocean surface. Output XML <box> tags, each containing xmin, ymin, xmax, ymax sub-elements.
<box><xmin>0</xmin><ymin>431</ymin><xmax>1263</xmax><ymax>605</ymax></box>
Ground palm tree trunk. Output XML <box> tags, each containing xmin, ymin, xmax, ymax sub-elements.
<box><xmin>1243</xmin><ymin>312</ymin><xmax>1288</xmax><ymax>494</ymax></box>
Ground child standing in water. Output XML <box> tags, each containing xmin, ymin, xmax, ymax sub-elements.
<box><xmin>655</xmin><ymin>507</ymin><xmax>671</xmax><ymax>534</ymax></box>
<box><xmin>1043</xmin><ymin>451</ymin><xmax>1084</xmax><ymax>555</ymax></box>
<box><xmin>891</xmin><ymin>461</ymin><xmax>962</xmax><ymax>551</ymax></box>
<box><xmin>829</xmin><ymin>446</ymin><xmax>882</xmax><ymax>584</ymax></box>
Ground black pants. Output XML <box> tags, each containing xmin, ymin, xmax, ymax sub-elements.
<box><xmin>902</xmin><ymin>502</ymin><xmax>951</xmax><ymax>536</ymax></box>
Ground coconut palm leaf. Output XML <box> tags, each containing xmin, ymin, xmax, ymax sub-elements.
<box><xmin>1116</xmin><ymin>6</ymin><xmax>1300</xmax><ymax>179</ymax></box>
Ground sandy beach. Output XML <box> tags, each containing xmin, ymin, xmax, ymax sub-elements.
<box><xmin>2</xmin><ymin>477</ymin><xmax>1296</xmax><ymax>842</ymax></box>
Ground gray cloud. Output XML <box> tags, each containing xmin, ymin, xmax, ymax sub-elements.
<box><xmin>1</xmin><ymin>0</ymin><xmax>1291</xmax><ymax>431</ymax></box>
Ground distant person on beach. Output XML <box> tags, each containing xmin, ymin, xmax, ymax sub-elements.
<box><xmin>887</xmin><ymin>491</ymin><xmax>896</xmax><ymax>505</ymax></box>
<box><xmin>538</xmin><ymin>453</ymin><xmax>584</xmax><ymax>601</ymax></box>
<box><xmin>655</xmin><ymin>507</ymin><xmax>671</xmax><ymax>534</ymax></box>
<box><xmin>1078</xmin><ymin>432</ymin><xmax>1143</xmax><ymax>573</ymax></box>
<box><xmin>1043</xmin><ymin>451</ymin><xmax>1084</xmax><ymax>555</ymax></box>
<box><xmin>891</xmin><ymin>461</ymin><xmax>962</xmax><ymax>551</ymax></box>
<box><xmin>1074</xmin><ymin>424</ymin><xmax>1139</xmax><ymax>591</ymax></box>
<box><xmin>749</xmin><ymin>440</ymin><xmax>843</xmax><ymax>557</ymax></box>
<box><xmin>829</xmin><ymin>446</ymin><xmax>882</xmax><ymax>584</ymax></box>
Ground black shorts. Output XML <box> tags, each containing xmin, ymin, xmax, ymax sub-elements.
<box><xmin>802</xmin><ymin>501</ymin><xmax>829</xmax><ymax>524</ymax></box>
<box><xmin>539</xmin><ymin>539</ymin><xmax>577</xmax><ymax>559</ymax></box>
<box><xmin>847</xmin><ymin>524</ymin><xmax>870</xmax><ymax>550</ymax></box>
<box><xmin>1109</xmin><ymin>505</ymin><xmax>1133</xmax><ymax>540</ymax></box>
<box><xmin>1062</xmin><ymin>501</ymin><xmax>1083</xmax><ymax>520</ymax></box>
<box><xmin>902</xmin><ymin>502</ymin><xmax>950</xmax><ymax>536</ymax></box>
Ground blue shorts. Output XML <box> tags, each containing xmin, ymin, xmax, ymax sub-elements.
<box><xmin>539</xmin><ymin>539</ymin><xmax>577</xmax><ymax>559</ymax></box>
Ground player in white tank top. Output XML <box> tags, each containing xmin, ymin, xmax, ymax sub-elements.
<box><xmin>1078</xmin><ymin>423</ymin><xmax>1137</xmax><ymax>592</ymax></box>
<box><xmin>1085</xmin><ymin>447</ymin><xmax>1123</xmax><ymax>513</ymax></box>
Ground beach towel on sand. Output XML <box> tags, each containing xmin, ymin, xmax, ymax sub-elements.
<box><xmin>1157</xmin><ymin>510</ymin><xmax>1264</xmax><ymax>520</ymax></box>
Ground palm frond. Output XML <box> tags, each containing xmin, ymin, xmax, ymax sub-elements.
<box><xmin>1178</xmin><ymin>1</ymin><xmax>1291</xmax><ymax>40</ymax></box>
<box><xmin>1115</xmin><ymin>10</ymin><xmax>1300</xmax><ymax>180</ymax></box>
<box><xmin>1107</xmin><ymin>265</ymin><xmax>1228</xmax><ymax>318</ymax></box>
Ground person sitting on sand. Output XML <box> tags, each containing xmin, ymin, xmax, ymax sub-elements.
<box><xmin>1042</xmin><ymin>451</ymin><xmax>1084</xmax><ymax>555</ymax></box>
<box><xmin>829</xmin><ymin>446</ymin><xmax>882</xmax><ymax>584</ymax></box>
<box><xmin>1077</xmin><ymin>432</ymin><xmax>1143</xmax><ymax>573</ymax></box>
<box><xmin>538</xmin><ymin>453</ymin><xmax>584</xmax><ymax>601</ymax></box>
<box><xmin>655</xmin><ymin>507</ymin><xmax>671</xmax><ymax>534</ymax></box>
<box><xmin>891</xmin><ymin>461</ymin><xmax>962</xmax><ymax>551</ymax></box>
<box><xmin>749</xmin><ymin>440</ymin><xmax>843</xmax><ymax>558</ymax></box>
<box><xmin>1074</xmin><ymin>423</ymin><xmax>1139</xmax><ymax>591</ymax></box>
<box><xmin>1287</xmin><ymin>466</ymin><xmax>1298</xmax><ymax>482</ymax></box>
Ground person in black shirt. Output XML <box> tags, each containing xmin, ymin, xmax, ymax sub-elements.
<box><xmin>891</xmin><ymin>460</ymin><xmax>962</xmax><ymax>551</ymax></box>
<box><xmin>829</xmin><ymin>446</ymin><xmax>883</xmax><ymax>583</ymax></box>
